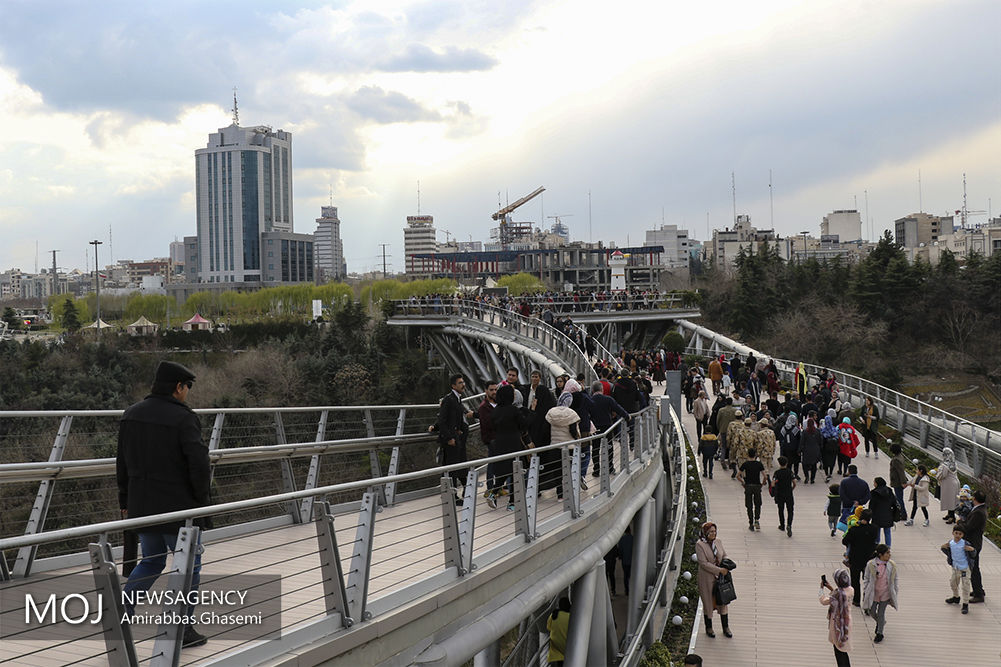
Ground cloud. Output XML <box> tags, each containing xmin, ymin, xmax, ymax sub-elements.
<box><xmin>346</xmin><ymin>86</ymin><xmax>442</xmax><ymax>124</ymax></box>
<box><xmin>379</xmin><ymin>43</ymin><xmax>498</xmax><ymax>72</ymax></box>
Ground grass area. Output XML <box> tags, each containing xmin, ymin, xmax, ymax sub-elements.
<box><xmin>639</xmin><ymin>435</ymin><xmax>706</xmax><ymax>667</ymax></box>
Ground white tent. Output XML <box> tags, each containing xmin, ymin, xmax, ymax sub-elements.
<box><xmin>84</xmin><ymin>319</ymin><xmax>114</xmax><ymax>329</ymax></box>
<box><xmin>126</xmin><ymin>316</ymin><xmax>159</xmax><ymax>336</ymax></box>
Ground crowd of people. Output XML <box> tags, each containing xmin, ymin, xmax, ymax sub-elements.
<box><xmin>686</xmin><ymin>352</ymin><xmax>991</xmax><ymax>666</ymax></box>
<box><xmin>433</xmin><ymin>357</ymin><xmax>662</xmax><ymax>510</ymax></box>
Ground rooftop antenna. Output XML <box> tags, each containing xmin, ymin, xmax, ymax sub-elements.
<box><xmin>918</xmin><ymin>169</ymin><xmax>922</xmax><ymax>213</ymax></box>
<box><xmin>232</xmin><ymin>87</ymin><xmax>240</xmax><ymax>125</ymax></box>
<box><xmin>35</xmin><ymin>240</ymin><xmax>38</xmax><ymax>274</ymax></box>
<box><xmin>328</xmin><ymin>183</ymin><xmax>333</xmax><ymax>206</ymax></box>
<box><xmin>961</xmin><ymin>172</ymin><xmax>968</xmax><ymax>229</ymax></box>
<box><xmin>706</xmin><ymin>211</ymin><xmax>710</xmax><ymax>242</ymax></box>
<box><xmin>864</xmin><ymin>190</ymin><xmax>870</xmax><ymax>241</ymax></box>
<box><xmin>109</xmin><ymin>223</ymin><xmax>113</xmax><ymax>264</ymax></box>
<box><xmin>769</xmin><ymin>169</ymin><xmax>774</xmax><ymax>228</ymax></box>
<box><xmin>417</xmin><ymin>180</ymin><xmax>421</xmax><ymax>214</ymax></box>
<box><xmin>588</xmin><ymin>190</ymin><xmax>592</xmax><ymax>242</ymax></box>
<box><xmin>731</xmin><ymin>172</ymin><xmax>737</xmax><ymax>224</ymax></box>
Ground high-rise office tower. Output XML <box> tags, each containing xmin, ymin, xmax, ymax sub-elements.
<box><xmin>314</xmin><ymin>206</ymin><xmax>346</xmax><ymax>281</ymax></box>
<box><xmin>195</xmin><ymin>121</ymin><xmax>293</xmax><ymax>283</ymax></box>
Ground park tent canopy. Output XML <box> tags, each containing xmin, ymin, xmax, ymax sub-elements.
<box><xmin>127</xmin><ymin>316</ymin><xmax>159</xmax><ymax>336</ymax></box>
<box><xmin>182</xmin><ymin>313</ymin><xmax>212</xmax><ymax>331</ymax></box>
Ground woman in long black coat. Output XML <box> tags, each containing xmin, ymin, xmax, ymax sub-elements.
<box><xmin>530</xmin><ymin>381</ymin><xmax>559</xmax><ymax>491</ymax></box>
<box><xmin>491</xmin><ymin>385</ymin><xmax>531</xmax><ymax>505</ymax></box>
<box><xmin>868</xmin><ymin>477</ymin><xmax>898</xmax><ymax>547</ymax></box>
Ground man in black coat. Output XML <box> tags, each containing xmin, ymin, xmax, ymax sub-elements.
<box><xmin>842</xmin><ymin>508</ymin><xmax>878</xmax><ymax>606</ymax></box>
<box><xmin>963</xmin><ymin>490</ymin><xmax>988</xmax><ymax>602</ymax></box>
<box><xmin>117</xmin><ymin>361</ymin><xmax>210</xmax><ymax>648</ymax></box>
<box><xmin>437</xmin><ymin>374</ymin><xmax>474</xmax><ymax>502</ymax></box>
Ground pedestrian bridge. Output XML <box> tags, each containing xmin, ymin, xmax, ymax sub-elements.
<box><xmin>2</xmin><ymin>304</ymin><xmax>1000</xmax><ymax>667</ymax></box>
<box><xmin>0</xmin><ymin>309</ymin><xmax>688</xmax><ymax>667</ymax></box>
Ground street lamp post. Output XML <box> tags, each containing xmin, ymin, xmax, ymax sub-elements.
<box><xmin>799</xmin><ymin>231</ymin><xmax>809</xmax><ymax>263</ymax></box>
<box><xmin>89</xmin><ymin>240</ymin><xmax>103</xmax><ymax>330</ymax></box>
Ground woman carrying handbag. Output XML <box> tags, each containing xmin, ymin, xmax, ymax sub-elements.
<box><xmin>695</xmin><ymin>522</ymin><xmax>733</xmax><ymax>638</ymax></box>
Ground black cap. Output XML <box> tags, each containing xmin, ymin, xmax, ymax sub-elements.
<box><xmin>154</xmin><ymin>361</ymin><xmax>196</xmax><ymax>386</ymax></box>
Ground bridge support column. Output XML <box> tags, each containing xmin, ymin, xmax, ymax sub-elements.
<box><xmin>564</xmin><ymin>564</ymin><xmax>597</xmax><ymax>667</ymax></box>
<box><xmin>473</xmin><ymin>641</ymin><xmax>500</xmax><ymax>667</ymax></box>
<box><xmin>626</xmin><ymin>498</ymin><xmax>653</xmax><ymax>637</ymax></box>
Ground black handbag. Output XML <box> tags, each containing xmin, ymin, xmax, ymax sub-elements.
<box><xmin>713</xmin><ymin>573</ymin><xmax>737</xmax><ymax>606</ymax></box>
<box><xmin>720</xmin><ymin>558</ymin><xmax>737</xmax><ymax>571</ymax></box>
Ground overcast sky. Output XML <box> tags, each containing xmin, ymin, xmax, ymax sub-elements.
<box><xmin>1</xmin><ymin>0</ymin><xmax>999</xmax><ymax>274</ymax></box>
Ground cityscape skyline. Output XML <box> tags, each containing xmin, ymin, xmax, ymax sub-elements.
<box><xmin>1</xmin><ymin>0</ymin><xmax>999</xmax><ymax>274</ymax></box>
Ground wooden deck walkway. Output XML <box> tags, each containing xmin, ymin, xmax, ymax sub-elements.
<box><xmin>682</xmin><ymin>405</ymin><xmax>1001</xmax><ymax>666</ymax></box>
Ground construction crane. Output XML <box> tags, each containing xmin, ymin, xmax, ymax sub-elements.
<box><xmin>491</xmin><ymin>186</ymin><xmax>545</xmax><ymax>249</ymax></box>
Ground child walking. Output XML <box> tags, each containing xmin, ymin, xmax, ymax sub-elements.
<box><xmin>826</xmin><ymin>484</ymin><xmax>841</xmax><ymax>537</ymax></box>
<box><xmin>943</xmin><ymin>525</ymin><xmax>976</xmax><ymax>614</ymax></box>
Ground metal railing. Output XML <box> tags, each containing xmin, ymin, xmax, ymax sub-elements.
<box><xmin>674</xmin><ymin>319</ymin><xmax>1001</xmax><ymax>479</ymax></box>
<box><xmin>0</xmin><ymin>403</ymin><xmax>669</xmax><ymax>667</ymax></box>
<box><xmin>0</xmin><ymin>397</ymin><xmax>484</xmax><ymax>577</ymax></box>
<box><xmin>391</xmin><ymin>299</ymin><xmax>599</xmax><ymax>382</ymax></box>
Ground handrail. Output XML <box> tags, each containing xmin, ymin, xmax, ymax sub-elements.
<box><xmin>0</xmin><ymin>409</ymin><xmax>640</xmax><ymax>551</ymax></box>
<box><xmin>392</xmin><ymin>298</ymin><xmax>599</xmax><ymax>382</ymax></box>
<box><xmin>770</xmin><ymin>356</ymin><xmax>1001</xmax><ymax>440</ymax></box>
<box><xmin>619</xmin><ymin>397</ymin><xmax>688</xmax><ymax>666</ymax></box>
<box><xmin>0</xmin><ymin>431</ymin><xmax>439</xmax><ymax>484</ymax></box>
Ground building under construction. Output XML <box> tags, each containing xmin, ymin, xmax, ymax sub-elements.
<box><xmin>407</xmin><ymin>243</ymin><xmax>666</xmax><ymax>291</ymax></box>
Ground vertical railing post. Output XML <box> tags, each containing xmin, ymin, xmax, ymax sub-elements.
<box><xmin>619</xmin><ymin>419</ymin><xmax>631</xmax><ymax>472</ymax></box>
<box><xmin>599</xmin><ymin>434</ymin><xmax>612</xmax><ymax>497</ymax></box>
<box><xmin>363</xmin><ymin>409</ymin><xmax>388</xmax><ymax>507</ymax></box>
<box><xmin>13</xmin><ymin>414</ymin><xmax>73</xmax><ymax>577</ymax></box>
<box><xmin>150</xmin><ymin>524</ymin><xmax>200</xmax><ymax>667</ymax></box>
<box><xmin>300</xmin><ymin>410</ymin><xmax>329</xmax><ymax>523</ymax></box>
<box><xmin>440</xmin><ymin>476</ymin><xmax>466</xmax><ymax>575</ymax></box>
<box><xmin>314</xmin><ymin>501</ymin><xmax>353</xmax><ymax>627</ymax></box>
<box><xmin>273</xmin><ymin>412</ymin><xmax>302</xmax><ymax>523</ymax></box>
<box><xmin>208</xmin><ymin>412</ymin><xmax>226</xmax><ymax>451</ymax></box>
<box><xmin>346</xmin><ymin>492</ymin><xmax>377</xmax><ymax>622</ymax></box>
<box><xmin>89</xmin><ymin>536</ymin><xmax>139</xmax><ymax>667</ymax></box>
<box><xmin>384</xmin><ymin>408</ymin><xmax>407</xmax><ymax>507</ymax></box>
<box><xmin>513</xmin><ymin>456</ymin><xmax>539</xmax><ymax>542</ymax></box>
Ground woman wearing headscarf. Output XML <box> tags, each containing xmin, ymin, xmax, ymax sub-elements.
<box><xmin>861</xmin><ymin>544</ymin><xmax>898</xmax><ymax>644</ymax></box>
<box><xmin>778</xmin><ymin>413</ymin><xmax>802</xmax><ymax>480</ymax></box>
<box><xmin>859</xmin><ymin>396</ymin><xmax>880</xmax><ymax>459</ymax></box>
<box><xmin>820</xmin><ymin>568</ymin><xmax>853</xmax><ymax>666</ymax></box>
<box><xmin>836</xmin><ymin>418</ymin><xmax>861</xmax><ymax>476</ymax></box>
<box><xmin>489</xmin><ymin>384</ymin><xmax>531</xmax><ymax>510</ymax></box>
<box><xmin>904</xmin><ymin>464</ymin><xmax>931</xmax><ymax>527</ymax></box>
<box><xmin>530</xmin><ymin>373</ymin><xmax>559</xmax><ymax>492</ymax></box>
<box><xmin>545</xmin><ymin>400</ymin><xmax>581</xmax><ymax>500</ymax></box>
<box><xmin>934</xmin><ymin>447</ymin><xmax>960</xmax><ymax>523</ymax></box>
<box><xmin>799</xmin><ymin>417</ymin><xmax>823</xmax><ymax>484</ymax></box>
<box><xmin>692</xmin><ymin>390</ymin><xmax>711</xmax><ymax>439</ymax></box>
<box><xmin>695</xmin><ymin>522</ymin><xmax>732</xmax><ymax>639</ymax></box>
<box><xmin>820</xmin><ymin>411</ymin><xmax>840</xmax><ymax>483</ymax></box>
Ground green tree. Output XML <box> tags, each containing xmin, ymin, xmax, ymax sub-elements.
<box><xmin>496</xmin><ymin>272</ymin><xmax>544</xmax><ymax>295</ymax></box>
<box><xmin>61</xmin><ymin>297</ymin><xmax>81</xmax><ymax>332</ymax></box>
<box><xmin>661</xmin><ymin>331</ymin><xmax>686</xmax><ymax>354</ymax></box>
<box><xmin>3</xmin><ymin>307</ymin><xmax>20</xmax><ymax>330</ymax></box>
